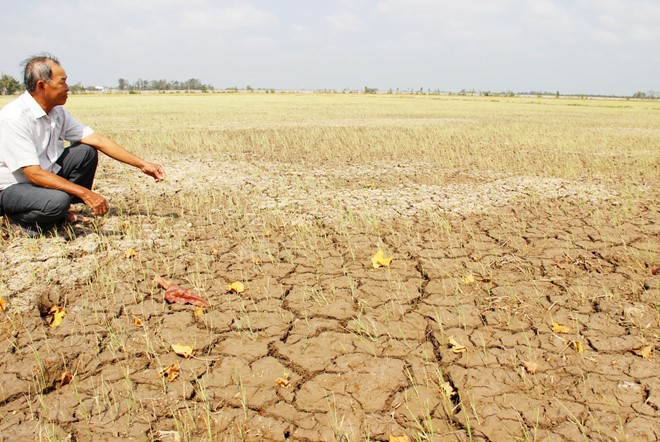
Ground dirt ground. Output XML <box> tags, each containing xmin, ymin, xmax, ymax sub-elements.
<box><xmin>1</xmin><ymin>158</ymin><xmax>658</xmax><ymax>441</ymax></box>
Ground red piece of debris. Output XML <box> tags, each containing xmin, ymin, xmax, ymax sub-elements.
<box><xmin>154</xmin><ymin>277</ymin><xmax>210</xmax><ymax>307</ymax></box>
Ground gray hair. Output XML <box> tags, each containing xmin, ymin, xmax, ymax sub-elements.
<box><xmin>21</xmin><ymin>53</ymin><xmax>61</xmax><ymax>92</ymax></box>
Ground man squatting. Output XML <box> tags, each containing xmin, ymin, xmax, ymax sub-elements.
<box><xmin>0</xmin><ymin>53</ymin><xmax>165</xmax><ymax>237</ymax></box>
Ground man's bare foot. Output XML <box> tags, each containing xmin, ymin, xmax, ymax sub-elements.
<box><xmin>65</xmin><ymin>212</ymin><xmax>95</xmax><ymax>224</ymax></box>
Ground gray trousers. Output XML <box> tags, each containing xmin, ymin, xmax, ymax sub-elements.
<box><xmin>0</xmin><ymin>143</ymin><xmax>98</xmax><ymax>229</ymax></box>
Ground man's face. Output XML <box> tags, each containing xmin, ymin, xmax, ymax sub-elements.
<box><xmin>42</xmin><ymin>62</ymin><xmax>69</xmax><ymax>107</ymax></box>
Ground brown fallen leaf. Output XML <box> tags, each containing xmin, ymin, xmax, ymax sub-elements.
<box><xmin>0</xmin><ymin>296</ymin><xmax>6</xmax><ymax>312</ymax></box>
<box><xmin>448</xmin><ymin>336</ymin><xmax>467</xmax><ymax>353</ymax></box>
<box><xmin>159</xmin><ymin>364</ymin><xmax>180</xmax><ymax>382</ymax></box>
<box><xmin>371</xmin><ymin>250</ymin><xmax>393</xmax><ymax>268</ymax></box>
<box><xmin>227</xmin><ymin>281</ymin><xmax>245</xmax><ymax>294</ymax></box>
<box><xmin>171</xmin><ymin>343</ymin><xmax>194</xmax><ymax>359</ymax></box>
<box><xmin>57</xmin><ymin>371</ymin><xmax>73</xmax><ymax>388</ymax></box>
<box><xmin>276</xmin><ymin>377</ymin><xmax>291</xmax><ymax>388</ymax></box>
<box><xmin>49</xmin><ymin>306</ymin><xmax>66</xmax><ymax>328</ymax></box>
<box><xmin>209</xmin><ymin>247</ymin><xmax>220</xmax><ymax>256</ymax></box>
<box><xmin>154</xmin><ymin>277</ymin><xmax>210</xmax><ymax>307</ymax></box>
<box><xmin>390</xmin><ymin>435</ymin><xmax>411</xmax><ymax>442</ymax></box>
<box><xmin>522</xmin><ymin>361</ymin><xmax>538</xmax><ymax>374</ymax></box>
<box><xmin>552</xmin><ymin>322</ymin><xmax>572</xmax><ymax>334</ymax></box>
<box><xmin>633</xmin><ymin>344</ymin><xmax>653</xmax><ymax>360</ymax></box>
<box><xmin>652</xmin><ymin>267</ymin><xmax>660</xmax><ymax>276</ymax></box>
<box><xmin>133</xmin><ymin>316</ymin><xmax>144</xmax><ymax>327</ymax></box>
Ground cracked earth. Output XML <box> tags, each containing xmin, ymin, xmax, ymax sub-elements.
<box><xmin>1</xmin><ymin>158</ymin><xmax>658</xmax><ymax>441</ymax></box>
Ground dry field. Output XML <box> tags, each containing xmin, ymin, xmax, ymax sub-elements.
<box><xmin>0</xmin><ymin>93</ymin><xmax>658</xmax><ymax>441</ymax></box>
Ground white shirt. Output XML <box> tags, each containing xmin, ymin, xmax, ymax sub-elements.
<box><xmin>0</xmin><ymin>92</ymin><xmax>94</xmax><ymax>190</ymax></box>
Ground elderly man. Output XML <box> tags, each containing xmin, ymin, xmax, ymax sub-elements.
<box><xmin>0</xmin><ymin>53</ymin><xmax>164</xmax><ymax>237</ymax></box>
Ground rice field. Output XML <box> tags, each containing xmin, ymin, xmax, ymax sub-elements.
<box><xmin>1</xmin><ymin>92</ymin><xmax>658</xmax><ymax>441</ymax></box>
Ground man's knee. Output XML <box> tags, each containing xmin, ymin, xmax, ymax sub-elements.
<box><xmin>81</xmin><ymin>143</ymin><xmax>98</xmax><ymax>160</ymax></box>
<box><xmin>70</xmin><ymin>143</ymin><xmax>98</xmax><ymax>166</ymax></box>
<box><xmin>44</xmin><ymin>191</ymin><xmax>72</xmax><ymax>217</ymax></box>
<box><xmin>32</xmin><ymin>190</ymin><xmax>71</xmax><ymax>224</ymax></box>
<box><xmin>58</xmin><ymin>143</ymin><xmax>98</xmax><ymax>191</ymax></box>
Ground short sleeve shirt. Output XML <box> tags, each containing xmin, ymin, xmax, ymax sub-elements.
<box><xmin>0</xmin><ymin>92</ymin><xmax>94</xmax><ymax>190</ymax></box>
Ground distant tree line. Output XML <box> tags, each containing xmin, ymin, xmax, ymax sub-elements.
<box><xmin>631</xmin><ymin>91</ymin><xmax>660</xmax><ymax>99</ymax></box>
<box><xmin>117</xmin><ymin>78</ymin><xmax>214</xmax><ymax>92</ymax></box>
<box><xmin>0</xmin><ymin>71</ymin><xmax>658</xmax><ymax>98</ymax></box>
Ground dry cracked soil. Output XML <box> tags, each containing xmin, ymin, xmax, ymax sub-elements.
<box><xmin>1</xmin><ymin>158</ymin><xmax>658</xmax><ymax>441</ymax></box>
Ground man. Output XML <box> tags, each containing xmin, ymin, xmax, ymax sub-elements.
<box><xmin>0</xmin><ymin>53</ymin><xmax>164</xmax><ymax>237</ymax></box>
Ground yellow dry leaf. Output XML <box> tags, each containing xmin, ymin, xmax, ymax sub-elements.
<box><xmin>159</xmin><ymin>364</ymin><xmax>180</xmax><ymax>382</ymax></box>
<box><xmin>552</xmin><ymin>322</ymin><xmax>572</xmax><ymax>334</ymax></box>
<box><xmin>194</xmin><ymin>306</ymin><xmax>205</xmax><ymax>319</ymax></box>
<box><xmin>371</xmin><ymin>250</ymin><xmax>393</xmax><ymax>268</ymax></box>
<box><xmin>0</xmin><ymin>296</ymin><xmax>6</xmax><ymax>312</ymax></box>
<box><xmin>441</xmin><ymin>381</ymin><xmax>455</xmax><ymax>398</ymax></box>
<box><xmin>124</xmin><ymin>248</ymin><xmax>138</xmax><ymax>259</ymax></box>
<box><xmin>522</xmin><ymin>361</ymin><xmax>538</xmax><ymax>374</ymax></box>
<box><xmin>171</xmin><ymin>343</ymin><xmax>194</xmax><ymax>359</ymax></box>
<box><xmin>276</xmin><ymin>377</ymin><xmax>291</xmax><ymax>388</ymax></box>
<box><xmin>462</xmin><ymin>274</ymin><xmax>476</xmax><ymax>284</ymax></box>
<box><xmin>133</xmin><ymin>316</ymin><xmax>143</xmax><ymax>327</ymax></box>
<box><xmin>227</xmin><ymin>281</ymin><xmax>245</xmax><ymax>294</ymax></box>
<box><xmin>49</xmin><ymin>306</ymin><xmax>66</xmax><ymax>328</ymax></box>
<box><xmin>633</xmin><ymin>344</ymin><xmax>653</xmax><ymax>360</ymax></box>
<box><xmin>448</xmin><ymin>336</ymin><xmax>467</xmax><ymax>353</ymax></box>
<box><xmin>389</xmin><ymin>435</ymin><xmax>411</xmax><ymax>442</ymax></box>
<box><xmin>567</xmin><ymin>340</ymin><xmax>584</xmax><ymax>353</ymax></box>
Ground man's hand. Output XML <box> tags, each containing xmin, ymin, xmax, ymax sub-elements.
<box><xmin>81</xmin><ymin>189</ymin><xmax>109</xmax><ymax>216</ymax></box>
<box><xmin>141</xmin><ymin>161</ymin><xmax>165</xmax><ymax>182</ymax></box>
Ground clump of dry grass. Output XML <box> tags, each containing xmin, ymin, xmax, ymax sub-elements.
<box><xmin>56</xmin><ymin>93</ymin><xmax>658</xmax><ymax>188</ymax></box>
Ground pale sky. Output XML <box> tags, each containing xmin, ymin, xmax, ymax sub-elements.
<box><xmin>1</xmin><ymin>0</ymin><xmax>658</xmax><ymax>95</ymax></box>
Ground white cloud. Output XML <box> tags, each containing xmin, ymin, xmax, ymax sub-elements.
<box><xmin>179</xmin><ymin>4</ymin><xmax>278</xmax><ymax>32</ymax></box>
<box><xmin>375</xmin><ymin>0</ymin><xmax>516</xmax><ymax>23</ymax></box>
<box><xmin>326</xmin><ymin>10</ymin><xmax>363</xmax><ymax>32</ymax></box>
<box><xmin>98</xmin><ymin>0</ymin><xmax>208</xmax><ymax>13</ymax></box>
<box><xmin>528</xmin><ymin>0</ymin><xmax>566</xmax><ymax>21</ymax></box>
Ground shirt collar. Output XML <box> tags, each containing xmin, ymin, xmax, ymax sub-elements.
<box><xmin>21</xmin><ymin>91</ymin><xmax>48</xmax><ymax>119</ymax></box>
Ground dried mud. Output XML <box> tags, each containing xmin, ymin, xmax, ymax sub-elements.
<box><xmin>1</xmin><ymin>159</ymin><xmax>658</xmax><ymax>441</ymax></box>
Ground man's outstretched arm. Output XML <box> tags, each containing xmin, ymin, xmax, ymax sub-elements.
<box><xmin>80</xmin><ymin>133</ymin><xmax>165</xmax><ymax>181</ymax></box>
